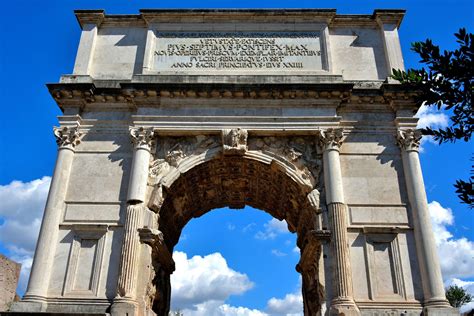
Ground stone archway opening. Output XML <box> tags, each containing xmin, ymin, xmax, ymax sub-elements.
<box><xmin>144</xmin><ymin>133</ymin><xmax>328</xmax><ymax>315</ymax></box>
<box><xmin>167</xmin><ymin>206</ymin><xmax>302</xmax><ymax>314</ymax></box>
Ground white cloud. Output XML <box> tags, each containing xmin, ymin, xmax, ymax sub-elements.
<box><xmin>271</xmin><ymin>249</ymin><xmax>287</xmax><ymax>257</ymax></box>
<box><xmin>242</xmin><ymin>223</ymin><xmax>256</xmax><ymax>233</ymax></box>
<box><xmin>415</xmin><ymin>106</ymin><xmax>449</xmax><ymax>150</ymax></box>
<box><xmin>171</xmin><ymin>251</ymin><xmax>305</xmax><ymax>316</ymax></box>
<box><xmin>171</xmin><ymin>251</ymin><xmax>254</xmax><ymax>310</ymax></box>
<box><xmin>178</xmin><ymin>300</ymin><xmax>268</xmax><ymax>316</ymax></box>
<box><xmin>266</xmin><ymin>292</ymin><xmax>303</xmax><ymax>316</ymax></box>
<box><xmin>445</xmin><ymin>278</ymin><xmax>474</xmax><ymax>313</ymax></box>
<box><xmin>0</xmin><ymin>177</ymin><xmax>51</xmax><ymax>294</ymax></box>
<box><xmin>255</xmin><ymin>219</ymin><xmax>290</xmax><ymax>240</ymax></box>
<box><xmin>428</xmin><ymin>201</ymin><xmax>474</xmax><ymax>280</ymax></box>
<box><xmin>416</xmin><ymin>105</ymin><xmax>449</xmax><ymax>130</ymax></box>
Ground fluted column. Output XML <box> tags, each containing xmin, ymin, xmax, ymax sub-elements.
<box><xmin>114</xmin><ymin>127</ymin><xmax>155</xmax><ymax>310</ymax></box>
<box><xmin>397</xmin><ymin>129</ymin><xmax>451</xmax><ymax>309</ymax></box>
<box><xmin>23</xmin><ymin>126</ymin><xmax>81</xmax><ymax>307</ymax></box>
<box><xmin>317</xmin><ymin>128</ymin><xmax>360</xmax><ymax>316</ymax></box>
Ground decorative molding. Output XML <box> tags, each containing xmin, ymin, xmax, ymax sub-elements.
<box><xmin>364</xmin><ymin>233</ymin><xmax>407</xmax><ymax>301</ymax></box>
<box><xmin>222</xmin><ymin>128</ymin><xmax>248</xmax><ymax>155</ymax></box>
<box><xmin>130</xmin><ymin>127</ymin><xmax>156</xmax><ymax>150</ymax></box>
<box><xmin>396</xmin><ymin>129</ymin><xmax>422</xmax><ymax>152</ymax></box>
<box><xmin>316</xmin><ymin>128</ymin><xmax>344</xmax><ymax>151</ymax></box>
<box><xmin>53</xmin><ymin>126</ymin><xmax>82</xmax><ymax>149</ymax></box>
<box><xmin>62</xmin><ymin>225</ymin><xmax>107</xmax><ymax>297</ymax></box>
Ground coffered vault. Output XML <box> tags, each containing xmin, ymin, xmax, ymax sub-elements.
<box><xmin>9</xmin><ymin>8</ymin><xmax>459</xmax><ymax>316</ymax></box>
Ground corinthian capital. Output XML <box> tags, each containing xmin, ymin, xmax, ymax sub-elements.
<box><xmin>316</xmin><ymin>128</ymin><xmax>344</xmax><ymax>151</ymax></box>
<box><xmin>397</xmin><ymin>129</ymin><xmax>422</xmax><ymax>152</ymax></box>
<box><xmin>130</xmin><ymin>127</ymin><xmax>156</xmax><ymax>150</ymax></box>
<box><xmin>53</xmin><ymin>126</ymin><xmax>81</xmax><ymax>149</ymax></box>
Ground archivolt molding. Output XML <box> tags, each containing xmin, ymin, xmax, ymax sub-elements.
<box><xmin>147</xmin><ymin>133</ymin><xmax>322</xmax><ymax>213</ymax></box>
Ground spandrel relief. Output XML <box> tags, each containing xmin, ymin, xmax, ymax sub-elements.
<box><xmin>248</xmin><ymin>136</ymin><xmax>321</xmax><ymax>185</ymax></box>
<box><xmin>149</xmin><ymin>135</ymin><xmax>220</xmax><ymax>185</ymax></box>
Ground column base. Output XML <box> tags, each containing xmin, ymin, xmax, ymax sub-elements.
<box><xmin>423</xmin><ymin>306</ymin><xmax>459</xmax><ymax>316</ymax></box>
<box><xmin>9</xmin><ymin>301</ymin><xmax>47</xmax><ymax>313</ymax></box>
<box><xmin>111</xmin><ymin>299</ymin><xmax>138</xmax><ymax>316</ymax></box>
<box><xmin>330</xmin><ymin>299</ymin><xmax>361</xmax><ymax>316</ymax></box>
<box><xmin>424</xmin><ymin>297</ymin><xmax>452</xmax><ymax>308</ymax></box>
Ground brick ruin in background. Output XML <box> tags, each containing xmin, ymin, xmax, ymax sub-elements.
<box><xmin>0</xmin><ymin>254</ymin><xmax>21</xmax><ymax>312</ymax></box>
<box><xmin>7</xmin><ymin>9</ymin><xmax>459</xmax><ymax>316</ymax></box>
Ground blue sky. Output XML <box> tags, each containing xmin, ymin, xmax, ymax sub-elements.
<box><xmin>0</xmin><ymin>0</ymin><xmax>473</xmax><ymax>315</ymax></box>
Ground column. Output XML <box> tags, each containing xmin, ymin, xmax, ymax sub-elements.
<box><xmin>317</xmin><ymin>128</ymin><xmax>360</xmax><ymax>316</ymax></box>
<box><xmin>397</xmin><ymin>129</ymin><xmax>452</xmax><ymax>309</ymax></box>
<box><xmin>21</xmin><ymin>126</ymin><xmax>81</xmax><ymax>308</ymax></box>
<box><xmin>112</xmin><ymin>127</ymin><xmax>155</xmax><ymax>313</ymax></box>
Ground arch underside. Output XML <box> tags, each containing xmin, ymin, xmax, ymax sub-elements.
<box><xmin>145</xmin><ymin>135</ymin><xmax>326</xmax><ymax>315</ymax></box>
<box><xmin>159</xmin><ymin>157</ymin><xmax>313</xmax><ymax>248</ymax></box>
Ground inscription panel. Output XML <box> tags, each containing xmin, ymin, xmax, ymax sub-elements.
<box><xmin>153</xmin><ymin>32</ymin><xmax>324</xmax><ymax>74</ymax></box>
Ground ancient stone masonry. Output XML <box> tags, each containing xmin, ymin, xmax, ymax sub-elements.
<box><xmin>0</xmin><ymin>255</ymin><xmax>21</xmax><ymax>312</ymax></box>
<box><xmin>10</xmin><ymin>8</ymin><xmax>458</xmax><ymax>316</ymax></box>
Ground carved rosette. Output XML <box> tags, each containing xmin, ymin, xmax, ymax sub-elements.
<box><xmin>316</xmin><ymin>128</ymin><xmax>344</xmax><ymax>152</ymax></box>
<box><xmin>222</xmin><ymin>128</ymin><xmax>248</xmax><ymax>155</ymax></box>
<box><xmin>130</xmin><ymin>127</ymin><xmax>156</xmax><ymax>150</ymax></box>
<box><xmin>397</xmin><ymin>129</ymin><xmax>422</xmax><ymax>152</ymax></box>
<box><xmin>53</xmin><ymin>126</ymin><xmax>81</xmax><ymax>149</ymax></box>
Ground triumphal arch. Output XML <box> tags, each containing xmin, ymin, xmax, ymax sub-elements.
<box><xmin>11</xmin><ymin>9</ymin><xmax>458</xmax><ymax>316</ymax></box>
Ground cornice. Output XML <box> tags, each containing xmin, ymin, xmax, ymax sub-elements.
<box><xmin>48</xmin><ymin>82</ymin><xmax>352</xmax><ymax>110</ymax></box>
<box><xmin>73</xmin><ymin>9</ymin><xmax>405</xmax><ymax>29</ymax></box>
<box><xmin>373</xmin><ymin>9</ymin><xmax>406</xmax><ymax>28</ymax></box>
<box><xmin>74</xmin><ymin>10</ymin><xmax>105</xmax><ymax>29</ymax></box>
<box><xmin>47</xmin><ymin>81</ymin><xmax>420</xmax><ymax>113</ymax></box>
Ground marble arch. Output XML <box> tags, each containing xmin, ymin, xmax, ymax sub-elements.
<box><xmin>10</xmin><ymin>8</ymin><xmax>459</xmax><ymax>316</ymax></box>
<box><xmin>135</xmin><ymin>130</ymin><xmax>327</xmax><ymax>315</ymax></box>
